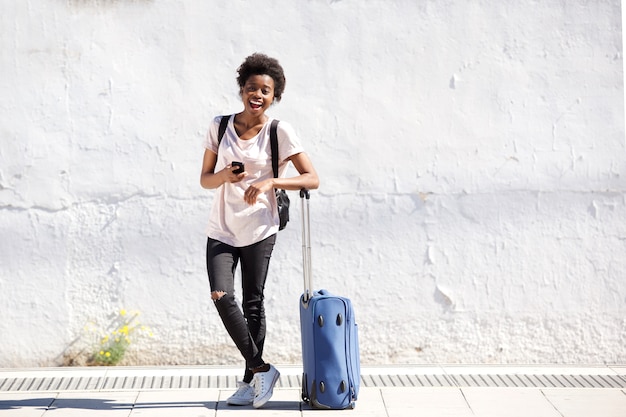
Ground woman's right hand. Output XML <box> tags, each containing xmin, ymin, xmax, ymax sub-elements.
<box><xmin>222</xmin><ymin>164</ymin><xmax>247</xmax><ymax>183</ymax></box>
<box><xmin>201</xmin><ymin>150</ymin><xmax>247</xmax><ymax>189</ymax></box>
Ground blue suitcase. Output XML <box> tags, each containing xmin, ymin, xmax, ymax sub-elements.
<box><xmin>298</xmin><ymin>190</ymin><xmax>360</xmax><ymax>409</ymax></box>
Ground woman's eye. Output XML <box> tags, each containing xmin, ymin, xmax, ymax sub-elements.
<box><xmin>244</xmin><ymin>85</ymin><xmax>271</xmax><ymax>95</ymax></box>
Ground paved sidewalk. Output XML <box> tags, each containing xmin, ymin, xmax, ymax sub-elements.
<box><xmin>0</xmin><ymin>365</ymin><xmax>625</xmax><ymax>416</ymax></box>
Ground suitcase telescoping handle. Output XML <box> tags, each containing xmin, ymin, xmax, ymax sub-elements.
<box><xmin>300</xmin><ymin>189</ymin><xmax>313</xmax><ymax>305</ymax></box>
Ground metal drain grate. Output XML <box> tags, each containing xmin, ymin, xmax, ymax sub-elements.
<box><xmin>445</xmin><ymin>374</ymin><xmax>626</xmax><ymax>389</ymax></box>
<box><xmin>1</xmin><ymin>372</ymin><xmax>625</xmax><ymax>392</ymax></box>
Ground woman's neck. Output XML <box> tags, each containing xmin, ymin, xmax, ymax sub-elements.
<box><xmin>234</xmin><ymin>112</ymin><xmax>268</xmax><ymax>140</ymax></box>
<box><xmin>236</xmin><ymin>112</ymin><xmax>268</xmax><ymax>129</ymax></box>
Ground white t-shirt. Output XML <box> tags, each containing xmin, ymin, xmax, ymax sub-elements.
<box><xmin>203</xmin><ymin>115</ymin><xmax>304</xmax><ymax>247</ymax></box>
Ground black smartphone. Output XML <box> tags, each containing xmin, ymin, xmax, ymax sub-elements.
<box><xmin>232</xmin><ymin>161</ymin><xmax>244</xmax><ymax>174</ymax></box>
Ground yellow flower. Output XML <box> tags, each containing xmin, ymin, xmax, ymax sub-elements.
<box><xmin>99</xmin><ymin>351</ymin><xmax>105</xmax><ymax>356</ymax></box>
<box><xmin>120</xmin><ymin>309</ymin><xmax>127</xmax><ymax>317</ymax></box>
<box><xmin>121</xmin><ymin>325</ymin><xmax>129</xmax><ymax>335</ymax></box>
<box><xmin>105</xmin><ymin>352</ymin><xmax>111</xmax><ymax>357</ymax></box>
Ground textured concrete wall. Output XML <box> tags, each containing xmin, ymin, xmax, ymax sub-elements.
<box><xmin>0</xmin><ymin>0</ymin><xmax>624</xmax><ymax>367</ymax></box>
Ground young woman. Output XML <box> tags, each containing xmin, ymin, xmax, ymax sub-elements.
<box><xmin>200</xmin><ymin>53</ymin><xmax>319</xmax><ymax>409</ymax></box>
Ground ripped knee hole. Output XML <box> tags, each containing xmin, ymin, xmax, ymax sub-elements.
<box><xmin>211</xmin><ymin>291</ymin><xmax>227</xmax><ymax>301</ymax></box>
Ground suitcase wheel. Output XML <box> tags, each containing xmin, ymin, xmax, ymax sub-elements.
<box><xmin>301</xmin><ymin>372</ymin><xmax>310</xmax><ymax>403</ymax></box>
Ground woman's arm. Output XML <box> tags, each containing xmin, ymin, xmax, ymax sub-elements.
<box><xmin>200</xmin><ymin>149</ymin><xmax>245</xmax><ymax>189</ymax></box>
<box><xmin>243</xmin><ymin>152</ymin><xmax>319</xmax><ymax>204</ymax></box>
<box><xmin>274</xmin><ymin>152</ymin><xmax>320</xmax><ymax>191</ymax></box>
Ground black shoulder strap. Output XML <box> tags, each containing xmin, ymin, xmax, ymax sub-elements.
<box><xmin>217</xmin><ymin>115</ymin><xmax>229</xmax><ymax>145</ymax></box>
<box><xmin>269</xmin><ymin>119</ymin><xmax>280</xmax><ymax>178</ymax></box>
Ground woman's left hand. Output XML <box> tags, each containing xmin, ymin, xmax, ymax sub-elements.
<box><xmin>243</xmin><ymin>179</ymin><xmax>274</xmax><ymax>205</ymax></box>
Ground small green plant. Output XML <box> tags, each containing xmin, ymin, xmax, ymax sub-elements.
<box><xmin>88</xmin><ymin>309</ymin><xmax>152</xmax><ymax>366</ymax></box>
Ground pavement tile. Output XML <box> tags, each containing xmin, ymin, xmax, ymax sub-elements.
<box><xmin>609</xmin><ymin>366</ymin><xmax>626</xmax><ymax>375</ymax></box>
<box><xmin>301</xmin><ymin>407</ymin><xmax>354</xmax><ymax>416</ymax></box>
<box><xmin>361</xmin><ymin>366</ymin><xmax>446</xmax><ymax>375</ymax></box>
<box><xmin>0</xmin><ymin>393</ymin><xmax>55</xmax><ymax>417</ymax></box>
<box><xmin>443</xmin><ymin>365</ymin><xmax>619</xmax><ymax>375</ymax></box>
<box><xmin>462</xmin><ymin>387</ymin><xmax>562</xmax><ymax>417</ymax></box>
<box><xmin>381</xmin><ymin>387</ymin><xmax>473</xmax><ymax>417</ymax></box>
<box><xmin>0</xmin><ymin>369</ymin><xmax>108</xmax><ymax>380</ymax></box>
<box><xmin>45</xmin><ymin>391</ymin><xmax>138</xmax><ymax>416</ymax></box>
<box><xmin>349</xmin><ymin>387</ymin><xmax>387</xmax><ymax>415</ymax></box>
<box><xmin>129</xmin><ymin>389</ymin><xmax>218</xmax><ymax>416</ymax></box>
<box><xmin>542</xmin><ymin>388</ymin><xmax>626</xmax><ymax>417</ymax></box>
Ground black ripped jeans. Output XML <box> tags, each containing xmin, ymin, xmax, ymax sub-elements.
<box><xmin>206</xmin><ymin>235</ymin><xmax>276</xmax><ymax>383</ymax></box>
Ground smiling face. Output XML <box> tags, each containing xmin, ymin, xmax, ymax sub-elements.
<box><xmin>241</xmin><ymin>74</ymin><xmax>275</xmax><ymax>117</ymax></box>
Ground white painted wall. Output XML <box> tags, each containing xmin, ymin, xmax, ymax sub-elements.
<box><xmin>0</xmin><ymin>0</ymin><xmax>624</xmax><ymax>367</ymax></box>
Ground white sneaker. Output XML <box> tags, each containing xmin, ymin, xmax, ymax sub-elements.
<box><xmin>252</xmin><ymin>364</ymin><xmax>280</xmax><ymax>409</ymax></box>
<box><xmin>226</xmin><ymin>381</ymin><xmax>254</xmax><ymax>406</ymax></box>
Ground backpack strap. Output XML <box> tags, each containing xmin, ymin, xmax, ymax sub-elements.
<box><xmin>217</xmin><ymin>115</ymin><xmax>229</xmax><ymax>145</ymax></box>
<box><xmin>269</xmin><ymin>119</ymin><xmax>280</xmax><ymax>178</ymax></box>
